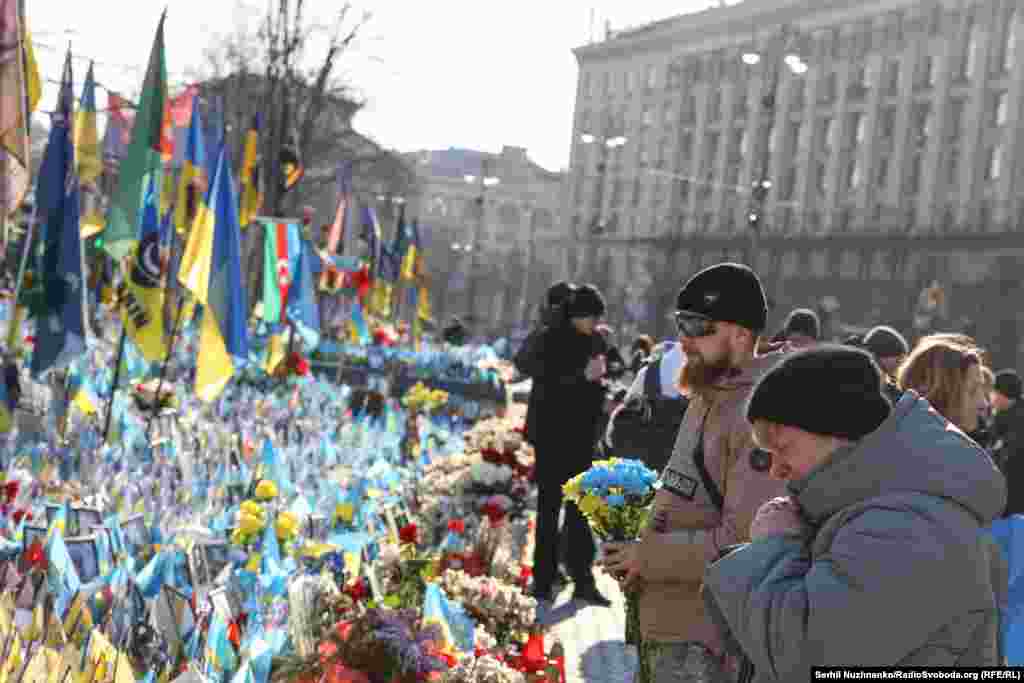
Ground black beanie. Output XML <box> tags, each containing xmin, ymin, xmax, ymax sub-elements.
<box><xmin>995</xmin><ymin>369</ymin><xmax>1022</xmax><ymax>401</ymax></box>
<box><xmin>566</xmin><ymin>284</ymin><xmax>606</xmax><ymax>319</ymax></box>
<box><xmin>546</xmin><ymin>281</ymin><xmax>575</xmax><ymax>308</ymax></box>
<box><xmin>676</xmin><ymin>263</ymin><xmax>768</xmax><ymax>332</ymax></box>
<box><xmin>747</xmin><ymin>345</ymin><xmax>892</xmax><ymax>440</ymax></box>
<box><xmin>862</xmin><ymin>325</ymin><xmax>909</xmax><ymax>359</ymax></box>
<box><xmin>783</xmin><ymin>308</ymin><xmax>821</xmax><ymax>340</ymax></box>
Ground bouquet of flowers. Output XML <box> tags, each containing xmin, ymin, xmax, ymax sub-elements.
<box><xmin>562</xmin><ymin>458</ymin><xmax>658</xmax><ymax>647</ymax></box>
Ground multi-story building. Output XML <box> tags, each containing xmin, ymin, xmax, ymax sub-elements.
<box><xmin>407</xmin><ymin>146</ymin><xmax>563</xmax><ymax>337</ymax></box>
<box><xmin>567</xmin><ymin>0</ymin><xmax>1024</xmax><ymax>367</ymax></box>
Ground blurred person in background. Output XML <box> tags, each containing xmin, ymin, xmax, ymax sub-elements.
<box><xmin>703</xmin><ymin>346</ymin><xmax>1006</xmax><ymax>680</ymax></box>
<box><xmin>778</xmin><ymin>308</ymin><xmax>820</xmax><ymax>349</ymax></box>
<box><xmin>970</xmin><ymin>365</ymin><xmax>996</xmax><ymax>449</ymax></box>
<box><xmin>991</xmin><ymin>369</ymin><xmax>1024</xmax><ymax>516</ymax></box>
<box><xmin>860</xmin><ymin>325</ymin><xmax>911</xmax><ymax>404</ymax></box>
<box><xmin>897</xmin><ymin>335</ymin><xmax>988</xmax><ymax>436</ymax></box>
<box><xmin>528</xmin><ymin>284</ymin><xmax>613</xmax><ymax>606</ymax></box>
<box><xmin>629</xmin><ymin>335</ymin><xmax>656</xmax><ymax>374</ymax></box>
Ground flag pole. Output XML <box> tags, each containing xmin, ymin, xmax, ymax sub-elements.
<box><xmin>145</xmin><ymin>289</ymin><xmax>186</xmax><ymax>441</ymax></box>
<box><xmin>102</xmin><ymin>327</ymin><xmax>127</xmax><ymax>445</ymax></box>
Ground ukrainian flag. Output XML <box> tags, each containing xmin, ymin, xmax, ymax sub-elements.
<box><xmin>422</xmin><ymin>583</ymin><xmax>475</xmax><ymax>654</ymax></box>
<box><xmin>177</xmin><ymin>143</ymin><xmax>249</xmax><ymax>401</ymax></box>
<box><xmin>74</xmin><ymin>62</ymin><xmax>102</xmax><ymax>188</ymax></box>
<box><xmin>238</xmin><ymin>114</ymin><xmax>262</xmax><ymax>228</ymax></box>
<box><xmin>174</xmin><ymin>103</ymin><xmax>206</xmax><ymax>235</ymax></box>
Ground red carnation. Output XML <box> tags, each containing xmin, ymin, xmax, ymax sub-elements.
<box><xmin>447</xmin><ymin>519</ymin><xmax>465</xmax><ymax>534</ymax></box>
<box><xmin>398</xmin><ymin>523</ymin><xmax>419</xmax><ymax>545</ymax></box>
<box><xmin>344</xmin><ymin>578</ymin><xmax>369</xmax><ymax>602</ymax></box>
<box><xmin>480</xmin><ymin>448</ymin><xmax>503</xmax><ymax>464</ymax></box>
<box><xmin>481</xmin><ymin>501</ymin><xmax>506</xmax><ymax>526</ymax></box>
<box><xmin>11</xmin><ymin>509</ymin><xmax>28</xmax><ymax>524</ymax></box>
<box><xmin>3</xmin><ymin>481</ymin><xmax>19</xmax><ymax>502</ymax></box>
<box><xmin>24</xmin><ymin>540</ymin><xmax>45</xmax><ymax>571</ymax></box>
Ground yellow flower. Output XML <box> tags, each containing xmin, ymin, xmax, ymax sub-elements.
<box><xmin>276</xmin><ymin>512</ymin><xmax>299</xmax><ymax>541</ymax></box>
<box><xmin>245</xmin><ymin>553</ymin><xmax>262</xmax><ymax>573</ymax></box>
<box><xmin>238</xmin><ymin>511</ymin><xmax>265</xmax><ymax>536</ymax></box>
<box><xmin>578</xmin><ymin>494</ymin><xmax>603</xmax><ymax>517</ymax></box>
<box><xmin>241</xmin><ymin>500</ymin><xmax>265</xmax><ymax>519</ymax></box>
<box><xmin>255</xmin><ymin>480</ymin><xmax>279</xmax><ymax>501</ymax></box>
<box><xmin>335</xmin><ymin>502</ymin><xmax>355</xmax><ymax>524</ymax></box>
<box><xmin>562</xmin><ymin>477</ymin><xmax>582</xmax><ymax>500</ymax></box>
<box><xmin>230</xmin><ymin>528</ymin><xmax>246</xmax><ymax>546</ymax></box>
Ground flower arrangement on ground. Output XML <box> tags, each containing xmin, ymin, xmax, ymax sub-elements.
<box><xmin>561</xmin><ymin>458</ymin><xmax>658</xmax><ymax>648</ymax></box>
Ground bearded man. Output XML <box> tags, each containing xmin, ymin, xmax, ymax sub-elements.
<box><xmin>603</xmin><ymin>263</ymin><xmax>788</xmax><ymax>683</ymax></box>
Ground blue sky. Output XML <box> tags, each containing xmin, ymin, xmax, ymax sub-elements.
<box><xmin>30</xmin><ymin>0</ymin><xmax>735</xmax><ymax>172</ymax></box>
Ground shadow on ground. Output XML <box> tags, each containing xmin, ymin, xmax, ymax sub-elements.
<box><xmin>580</xmin><ymin>639</ymin><xmax>638</xmax><ymax>683</ymax></box>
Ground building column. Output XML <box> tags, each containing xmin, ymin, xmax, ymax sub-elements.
<box><xmin>793</xmin><ymin>40</ymin><xmax>824</xmax><ymax>235</ymax></box>
<box><xmin>684</xmin><ymin>82</ymin><xmax>713</xmax><ymax>234</ymax></box>
<box><xmin>997</xmin><ymin>6</ymin><xmax>1024</xmax><ymax>226</ymax></box>
<box><xmin>957</xmin><ymin>6</ymin><xmax>994</xmax><ymax>227</ymax></box>
<box><xmin>854</xmin><ymin>51</ymin><xmax>885</xmax><ymax>230</ymax></box>
<box><xmin>916</xmin><ymin>25</ymin><xmax>955</xmax><ymax>233</ymax></box>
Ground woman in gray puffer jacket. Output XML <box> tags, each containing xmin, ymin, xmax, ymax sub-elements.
<box><xmin>703</xmin><ymin>346</ymin><xmax>1008</xmax><ymax>681</ymax></box>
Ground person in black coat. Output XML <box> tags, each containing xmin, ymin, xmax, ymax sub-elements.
<box><xmin>992</xmin><ymin>370</ymin><xmax>1024</xmax><ymax>516</ymax></box>
<box><xmin>529</xmin><ymin>284</ymin><xmax>612</xmax><ymax>606</ymax></box>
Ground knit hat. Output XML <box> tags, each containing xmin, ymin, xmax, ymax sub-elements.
<box><xmin>994</xmin><ymin>369</ymin><xmax>1022</xmax><ymax>401</ymax></box>
<box><xmin>675</xmin><ymin>263</ymin><xmax>768</xmax><ymax>332</ymax></box>
<box><xmin>546</xmin><ymin>281</ymin><xmax>575</xmax><ymax>309</ymax></box>
<box><xmin>566</xmin><ymin>284</ymin><xmax>606</xmax><ymax>319</ymax></box>
<box><xmin>862</xmin><ymin>325</ymin><xmax>909</xmax><ymax>360</ymax></box>
<box><xmin>747</xmin><ymin>345</ymin><xmax>892</xmax><ymax>440</ymax></box>
<box><xmin>783</xmin><ymin>308</ymin><xmax>821</xmax><ymax>340</ymax></box>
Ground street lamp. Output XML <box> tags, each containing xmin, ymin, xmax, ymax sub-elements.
<box><xmin>578</xmin><ymin>130</ymin><xmax>628</xmax><ymax>235</ymax></box>
<box><xmin>465</xmin><ymin>160</ymin><xmax>500</xmax><ymax>330</ymax></box>
<box><xmin>741</xmin><ymin>28</ymin><xmax>805</xmax><ymax>263</ymax></box>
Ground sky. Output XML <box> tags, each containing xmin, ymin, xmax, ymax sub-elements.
<box><xmin>29</xmin><ymin>0</ymin><xmax>736</xmax><ymax>172</ymax></box>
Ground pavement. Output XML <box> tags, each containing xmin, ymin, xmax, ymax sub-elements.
<box><xmin>536</xmin><ymin>572</ymin><xmax>638</xmax><ymax>683</ymax></box>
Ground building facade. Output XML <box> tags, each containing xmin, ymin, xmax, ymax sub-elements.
<box><xmin>566</xmin><ymin>0</ymin><xmax>1024</xmax><ymax>367</ymax></box>
<box><xmin>407</xmin><ymin>147</ymin><xmax>564</xmax><ymax>337</ymax></box>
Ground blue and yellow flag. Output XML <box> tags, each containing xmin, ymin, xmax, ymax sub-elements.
<box><xmin>422</xmin><ymin>583</ymin><xmax>475</xmax><ymax>654</ymax></box>
<box><xmin>178</xmin><ymin>143</ymin><xmax>248</xmax><ymax>401</ymax></box>
<box><xmin>75</xmin><ymin>62</ymin><xmax>105</xmax><ymax>239</ymax></box>
<box><xmin>238</xmin><ymin>114</ymin><xmax>262</xmax><ymax>228</ymax></box>
<box><xmin>174</xmin><ymin>101</ymin><xmax>206</xmax><ymax>235</ymax></box>
<box><xmin>117</xmin><ymin>175</ymin><xmax>168</xmax><ymax>363</ymax></box>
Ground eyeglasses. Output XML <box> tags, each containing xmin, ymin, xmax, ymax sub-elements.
<box><xmin>674</xmin><ymin>311</ymin><xmax>717</xmax><ymax>338</ymax></box>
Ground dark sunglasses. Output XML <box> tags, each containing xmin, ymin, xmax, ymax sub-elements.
<box><xmin>674</xmin><ymin>311</ymin><xmax>717</xmax><ymax>338</ymax></box>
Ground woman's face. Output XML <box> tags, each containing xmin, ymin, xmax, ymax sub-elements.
<box><xmin>571</xmin><ymin>316</ymin><xmax>597</xmax><ymax>335</ymax></box>
<box><xmin>959</xmin><ymin>363</ymin><xmax>985</xmax><ymax>432</ymax></box>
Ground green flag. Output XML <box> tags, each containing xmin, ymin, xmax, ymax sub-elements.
<box><xmin>102</xmin><ymin>10</ymin><xmax>170</xmax><ymax>262</ymax></box>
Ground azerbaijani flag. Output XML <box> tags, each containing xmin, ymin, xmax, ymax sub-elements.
<box><xmin>260</xmin><ymin>219</ymin><xmax>299</xmax><ymax>326</ymax></box>
<box><xmin>177</xmin><ymin>142</ymin><xmax>248</xmax><ymax>401</ymax></box>
<box><xmin>102</xmin><ymin>10</ymin><xmax>170</xmax><ymax>262</ymax></box>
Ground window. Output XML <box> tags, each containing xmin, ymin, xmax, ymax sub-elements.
<box><xmin>681</xmin><ymin>94</ymin><xmax>696</xmax><ymax>125</ymax></box>
<box><xmin>987</xmin><ymin>145</ymin><xmax>1003</xmax><ymax>180</ymax></box>
<box><xmin>822</xmin><ymin>117</ymin><xmax>836</xmax><ymax>151</ymax></box>
<box><xmin>645</xmin><ymin>64</ymin><xmax>658</xmax><ymax>90</ymax></box>
<box><xmin>848</xmin><ymin>66</ymin><xmax>869</xmax><ymax>99</ymax></box>
<box><xmin>879</xmin><ymin>107</ymin><xmax>896</xmax><ymax>139</ymax></box>
<box><xmin>602</xmin><ymin>72</ymin><xmax>611</xmax><ymax>94</ymax></box>
<box><xmin>965</xmin><ymin>28</ymin><xmax>980</xmax><ymax>79</ymax></box>
<box><xmin>641</xmin><ymin>105</ymin><xmax>654</xmax><ymax>127</ymax></box>
<box><xmin>680</xmin><ymin>131</ymin><xmax>694</xmax><ymax>162</ymax></box>
<box><xmin>948</xmin><ymin>98</ymin><xmax>965</xmax><ymax>140</ymax></box>
<box><xmin>708</xmin><ymin>89</ymin><xmax>722</xmax><ymax>121</ymax></box>
<box><xmin>993</xmin><ymin>91</ymin><xmax>1009</xmax><ymax>126</ymax></box>
<box><xmin>1004</xmin><ymin>14</ymin><xmax>1018</xmax><ymax>73</ymax></box>
<box><xmin>850</xmin><ymin>112</ymin><xmax>866</xmax><ymax>146</ymax></box>
<box><xmin>581</xmin><ymin>72</ymin><xmax>591</xmax><ymax>98</ymax></box>
<box><xmin>623</xmin><ymin>70</ymin><xmax>634</xmax><ymax>94</ymax></box>
<box><xmin>632</xmin><ymin>178</ymin><xmax>642</xmax><ymax>207</ymax></box>
<box><xmin>907</xmin><ymin>153</ymin><xmax>923</xmax><ymax>194</ymax></box>
<box><xmin>912</xmin><ymin>103</ymin><xmax>933</xmax><ymax>148</ymax></box>
<box><xmin>876</xmin><ymin>156</ymin><xmax>890</xmax><ymax>189</ymax></box>
<box><xmin>947</xmin><ymin>146</ymin><xmax>960</xmax><ymax>186</ymax></box>
<box><xmin>818</xmin><ymin>72</ymin><xmax>837</xmax><ymax>103</ymax></box>
<box><xmin>886</xmin><ymin>11</ymin><xmax>905</xmax><ymax>48</ymax></box>
<box><xmin>884</xmin><ymin>60</ymin><xmax>900</xmax><ymax>95</ymax></box>
<box><xmin>916</xmin><ymin>55</ymin><xmax>935</xmax><ymax>89</ymax></box>
<box><xmin>704</xmin><ymin>132</ymin><xmax>720</xmax><ymax>162</ymax></box>
<box><xmin>790</xmin><ymin>78</ymin><xmax>806</xmax><ymax>111</ymax></box>
<box><xmin>611</xmin><ymin>179</ymin><xmax>624</xmax><ymax>206</ymax></box>
<box><xmin>847</xmin><ymin>159</ymin><xmax>863</xmax><ymax>190</ymax></box>
<box><xmin>652</xmin><ymin>178</ymin><xmax>664</xmax><ymax>207</ymax></box>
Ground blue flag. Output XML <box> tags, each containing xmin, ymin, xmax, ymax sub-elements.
<box><xmin>45</xmin><ymin>531</ymin><xmax>82</xmax><ymax>618</ymax></box>
<box><xmin>286</xmin><ymin>240</ymin><xmax>321</xmax><ymax>349</ymax></box>
<box><xmin>32</xmin><ymin>51</ymin><xmax>87</xmax><ymax>378</ymax></box>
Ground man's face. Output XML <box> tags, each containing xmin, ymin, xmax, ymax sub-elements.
<box><xmin>572</xmin><ymin>316</ymin><xmax>598</xmax><ymax>336</ymax></box>
<box><xmin>677</xmin><ymin>316</ymin><xmax>736</xmax><ymax>395</ymax></box>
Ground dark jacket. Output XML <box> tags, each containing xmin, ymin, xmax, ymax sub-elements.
<box><xmin>528</xmin><ymin>323</ymin><xmax>608</xmax><ymax>484</ymax></box>
<box><xmin>514</xmin><ymin>327</ymin><xmax>546</xmax><ymax>446</ymax></box>
<box><xmin>705</xmin><ymin>392</ymin><xmax>1007</xmax><ymax>680</ymax></box>
<box><xmin>994</xmin><ymin>401</ymin><xmax>1024</xmax><ymax>516</ymax></box>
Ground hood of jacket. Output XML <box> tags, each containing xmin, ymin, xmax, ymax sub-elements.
<box><xmin>790</xmin><ymin>391</ymin><xmax>1007</xmax><ymax>526</ymax></box>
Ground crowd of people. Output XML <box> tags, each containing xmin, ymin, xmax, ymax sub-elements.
<box><xmin>513</xmin><ymin>262</ymin><xmax>1019</xmax><ymax>682</ymax></box>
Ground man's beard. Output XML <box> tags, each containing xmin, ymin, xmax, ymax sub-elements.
<box><xmin>679</xmin><ymin>350</ymin><xmax>733</xmax><ymax>397</ymax></box>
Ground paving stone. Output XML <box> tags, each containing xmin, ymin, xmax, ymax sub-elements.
<box><xmin>537</xmin><ymin>573</ymin><xmax>638</xmax><ymax>683</ymax></box>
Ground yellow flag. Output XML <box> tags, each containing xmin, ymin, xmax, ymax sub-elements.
<box><xmin>117</xmin><ymin>243</ymin><xmax>168</xmax><ymax>363</ymax></box>
<box><xmin>22</xmin><ymin>28</ymin><xmax>41</xmax><ymax>113</ymax></box>
<box><xmin>263</xmin><ymin>332</ymin><xmax>287</xmax><ymax>374</ymax></box>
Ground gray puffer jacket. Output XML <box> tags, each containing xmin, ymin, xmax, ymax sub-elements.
<box><xmin>704</xmin><ymin>391</ymin><xmax>1008</xmax><ymax>681</ymax></box>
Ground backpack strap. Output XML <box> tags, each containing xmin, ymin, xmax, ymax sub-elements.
<box><xmin>692</xmin><ymin>409</ymin><xmax>724</xmax><ymax>512</ymax></box>
<box><xmin>643</xmin><ymin>356</ymin><xmax>662</xmax><ymax>399</ymax></box>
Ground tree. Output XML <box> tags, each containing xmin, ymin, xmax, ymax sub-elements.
<box><xmin>193</xmin><ymin>0</ymin><xmax>417</xmax><ymax>220</ymax></box>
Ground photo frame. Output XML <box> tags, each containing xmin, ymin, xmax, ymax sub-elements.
<box><xmin>44</xmin><ymin>504</ymin><xmax>69</xmax><ymax>535</ymax></box>
<box><xmin>190</xmin><ymin>541</ymin><xmax>230</xmax><ymax>589</ymax></box>
<box><xmin>160</xmin><ymin>584</ymin><xmax>195</xmax><ymax>642</ymax></box>
<box><xmin>307</xmin><ymin>514</ymin><xmax>328</xmax><ymax>540</ymax></box>
<box><xmin>73</xmin><ymin>507</ymin><xmax>103</xmax><ymax>537</ymax></box>
<box><xmin>121</xmin><ymin>514</ymin><xmax>149</xmax><ymax>553</ymax></box>
<box><xmin>64</xmin><ymin>535</ymin><xmax>101</xmax><ymax>584</ymax></box>
<box><xmin>208</xmin><ymin>583</ymin><xmax>243</xmax><ymax>623</ymax></box>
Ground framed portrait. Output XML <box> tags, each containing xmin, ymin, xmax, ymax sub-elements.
<box><xmin>307</xmin><ymin>514</ymin><xmax>328</xmax><ymax>540</ymax></box>
<box><xmin>64</xmin><ymin>535</ymin><xmax>101</xmax><ymax>584</ymax></box>
<box><xmin>208</xmin><ymin>583</ymin><xmax>243</xmax><ymax>623</ymax></box>
<box><xmin>44</xmin><ymin>504</ymin><xmax>68</xmax><ymax>535</ymax></box>
<box><xmin>190</xmin><ymin>541</ymin><xmax>230</xmax><ymax>588</ymax></box>
<box><xmin>121</xmin><ymin>514</ymin><xmax>149</xmax><ymax>553</ymax></box>
<box><xmin>73</xmin><ymin>507</ymin><xmax>103</xmax><ymax>537</ymax></box>
<box><xmin>161</xmin><ymin>584</ymin><xmax>195</xmax><ymax>641</ymax></box>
